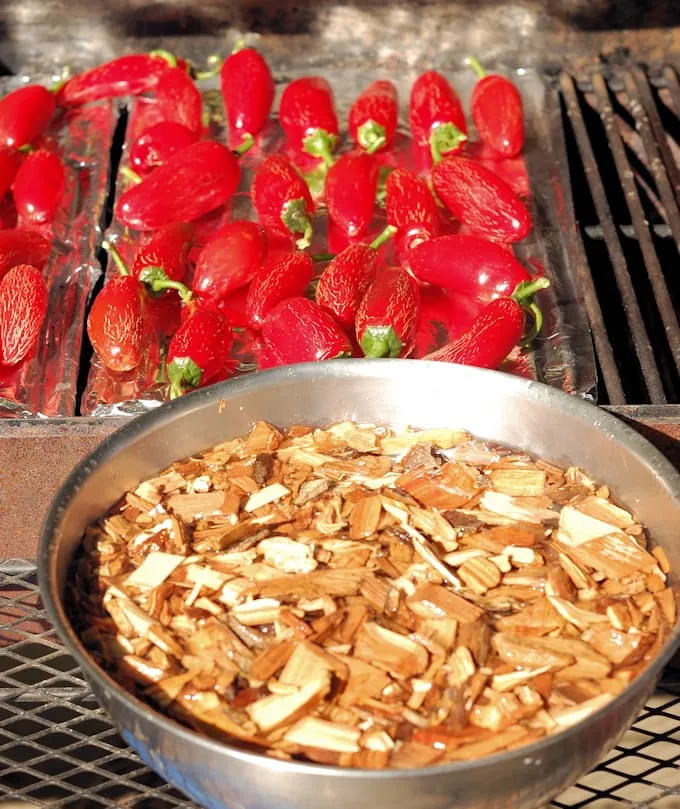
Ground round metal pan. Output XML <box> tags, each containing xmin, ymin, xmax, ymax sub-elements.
<box><xmin>39</xmin><ymin>360</ymin><xmax>680</xmax><ymax>809</ymax></box>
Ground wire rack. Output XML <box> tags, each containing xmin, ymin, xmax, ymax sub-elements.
<box><xmin>0</xmin><ymin>559</ymin><xmax>678</xmax><ymax>809</ymax></box>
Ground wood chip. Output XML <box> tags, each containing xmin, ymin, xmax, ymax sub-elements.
<box><xmin>69</xmin><ymin>419</ymin><xmax>673</xmax><ymax>771</ymax></box>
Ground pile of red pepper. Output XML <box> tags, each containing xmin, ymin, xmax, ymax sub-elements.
<box><xmin>0</xmin><ymin>78</ymin><xmax>69</xmax><ymax>375</ymax></box>
<box><xmin>0</xmin><ymin>48</ymin><xmax>552</xmax><ymax>403</ymax></box>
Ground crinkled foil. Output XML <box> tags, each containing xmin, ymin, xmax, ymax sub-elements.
<box><xmin>75</xmin><ymin>59</ymin><xmax>596</xmax><ymax>416</ymax></box>
<box><xmin>0</xmin><ymin>75</ymin><xmax>115</xmax><ymax>418</ymax></box>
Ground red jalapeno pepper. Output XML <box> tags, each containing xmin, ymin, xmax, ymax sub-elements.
<box><xmin>432</xmin><ymin>155</ymin><xmax>532</xmax><ymax>243</ymax></box>
<box><xmin>152</xmin><ymin>67</ymin><xmax>203</xmax><ymax>134</ymax></box>
<box><xmin>279</xmin><ymin>77</ymin><xmax>339</xmax><ymax>166</ymax></box>
<box><xmin>348</xmin><ymin>80</ymin><xmax>399</xmax><ymax>154</ymax></box>
<box><xmin>385</xmin><ymin>167</ymin><xmax>441</xmax><ymax>256</ymax></box>
<box><xmin>129</xmin><ymin>121</ymin><xmax>199</xmax><ymax>176</ymax></box>
<box><xmin>0</xmin><ymin>229</ymin><xmax>51</xmax><ymax>281</ymax></box>
<box><xmin>262</xmin><ymin>297</ymin><xmax>352</xmax><ymax>364</ymax></box>
<box><xmin>412</xmin><ymin>286</ymin><xmax>482</xmax><ymax>358</ymax></box>
<box><xmin>423</xmin><ymin>278</ymin><xmax>550</xmax><ymax>367</ymax></box>
<box><xmin>192</xmin><ymin>220</ymin><xmax>268</xmax><ymax>304</ymax></box>
<box><xmin>220</xmin><ymin>45</ymin><xmax>275</xmax><ymax>146</ymax></box>
<box><xmin>246</xmin><ymin>251</ymin><xmax>315</xmax><ymax>330</ymax></box>
<box><xmin>116</xmin><ymin>140</ymin><xmax>240</xmax><ymax>230</ymax></box>
<box><xmin>467</xmin><ymin>56</ymin><xmax>525</xmax><ymax>158</ymax></box>
<box><xmin>13</xmin><ymin>149</ymin><xmax>66</xmax><ymax>224</ymax></box>
<box><xmin>408</xmin><ymin>233</ymin><xmax>531</xmax><ymax>301</ymax></box>
<box><xmin>88</xmin><ymin>244</ymin><xmax>150</xmax><ymax>373</ymax></box>
<box><xmin>132</xmin><ymin>222</ymin><xmax>196</xmax><ymax>284</ymax></box>
<box><xmin>356</xmin><ymin>266</ymin><xmax>420</xmax><ymax>358</ymax></box>
<box><xmin>166</xmin><ymin>301</ymin><xmax>234</xmax><ymax>398</ymax></box>
<box><xmin>0</xmin><ymin>85</ymin><xmax>57</xmax><ymax>149</ymax></box>
<box><xmin>251</xmin><ymin>155</ymin><xmax>315</xmax><ymax>249</ymax></box>
<box><xmin>409</xmin><ymin>70</ymin><xmax>467</xmax><ymax>165</ymax></box>
<box><xmin>57</xmin><ymin>51</ymin><xmax>177</xmax><ymax>107</ymax></box>
<box><xmin>0</xmin><ymin>264</ymin><xmax>48</xmax><ymax>367</ymax></box>
<box><xmin>316</xmin><ymin>243</ymin><xmax>379</xmax><ymax>329</ymax></box>
<box><xmin>325</xmin><ymin>151</ymin><xmax>379</xmax><ymax>239</ymax></box>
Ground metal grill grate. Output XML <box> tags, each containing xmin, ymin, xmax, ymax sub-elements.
<box><xmin>560</xmin><ymin>62</ymin><xmax>680</xmax><ymax>406</ymax></box>
<box><xmin>0</xmin><ymin>558</ymin><xmax>679</xmax><ymax>808</ymax></box>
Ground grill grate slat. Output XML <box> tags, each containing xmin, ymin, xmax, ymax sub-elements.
<box><xmin>591</xmin><ymin>72</ymin><xmax>680</xmax><ymax>376</ymax></box>
<box><xmin>560</xmin><ymin>71</ymin><xmax>668</xmax><ymax>404</ymax></box>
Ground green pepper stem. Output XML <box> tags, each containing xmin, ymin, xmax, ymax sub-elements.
<box><xmin>120</xmin><ymin>166</ymin><xmax>142</xmax><ymax>185</ymax></box>
<box><xmin>194</xmin><ymin>54</ymin><xmax>223</xmax><ymax>81</ymax></box>
<box><xmin>358</xmin><ymin>119</ymin><xmax>387</xmax><ymax>154</ymax></box>
<box><xmin>149</xmin><ymin>49</ymin><xmax>178</xmax><ymax>68</ymax></box>
<box><xmin>512</xmin><ymin>277</ymin><xmax>551</xmax><ymax>303</ymax></box>
<box><xmin>101</xmin><ymin>239</ymin><xmax>130</xmax><ymax>277</ymax></box>
<box><xmin>430</xmin><ymin>122</ymin><xmax>468</xmax><ymax>165</ymax></box>
<box><xmin>303</xmin><ymin>130</ymin><xmax>337</xmax><ymax>167</ymax></box>
<box><xmin>465</xmin><ymin>56</ymin><xmax>487</xmax><ymax>79</ymax></box>
<box><xmin>149</xmin><ymin>276</ymin><xmax>193</xmax><ymax>304</ymax></box>
<box><xmin>234</xmin><ymin>132</ymin><xmax>254</xmax><ymax>156</ymax></box>
<box><xmin>512</xmin><ymin>277</ymin><xmax>551</xmax><ymax>344</ymax></box>
<box><xmin>296</xmin><ymin>219</ymin><xmax>313</xmax><ymax>251</ymax></box>
<box><xmin>369</xmin><ymin>224</ymin><xmax>397</xmax><ymax>251</ymax></box>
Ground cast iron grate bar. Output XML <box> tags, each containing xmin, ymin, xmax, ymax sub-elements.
<box><xmin>591</xmin><ymin>71</ymin><xmax>680</xmax><ymax>371</ymax></box>
<box><xmin>560</xmin><ymin>71</ymin><xmax>667</xmax><ymax>405</ymax></box>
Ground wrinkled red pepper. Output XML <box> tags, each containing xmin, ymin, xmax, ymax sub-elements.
<box><xmin>262</xmin><ymin>297</ymin><xmax>352</xmax><ymax>364</ymax></box>
<box><xmin>408</xmin><ymin>233</ymin><xmax>531</xmax><ymax>301</ymax></box>
<box><xmin>385</xmin><ymin>167</ymin><xmax>441</xmax><ymax>256</ymax></box>
<box><xmin>251</xmin><ymin>155</ymin><xmax>315</xmax><ymax>249</ymax></box>
<box><xmin>166</xmin><ymin>302</ymin><xmax>234</xmax><ymax>398</ymax></box>
<box><xmin>356</xmin><ymin>266</ymin><xmax>420</xmax><ymax>358</ymax></box>
<box><xmin>316</xmin><ymin>243</ymin><xmax>379</xmax><ymax>328</ymax></box>
<box><xmin>423</xmin><ymin>278</ymin><xmax>550</xmax><ymax>367</ymax></box>
<box><xmin>432</xmin><ymin>155</ymin><xmax>532</xmax><ymax>243</ymax></box>
<box><xmin>246</xmin><ymin>251</ymin><xmax>315</xmax><ymax>330</ymax></box>
<box><xmin>409</xmin><ymin>70</ymin><xmax>468</xmax><ymax>165</ymax></box>
<box><xmin>0</xmin><ymin>264</ymin><xmax>48</xmax><ymax>367</ymax></box>
<box><xmin>115</xmin><ymin>140</ymin><xmax>241</xmax><ymax>230</ymax></box>
<box><xmin>88</xmin><ymin>244</ymin><xmax>150</xmax><ymax>373</ymax></box>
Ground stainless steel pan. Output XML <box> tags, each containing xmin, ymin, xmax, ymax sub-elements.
<box><xmin>38</xmin><ymin>360</ymin><xmax>680</xmax><ymax>809</ymax></box>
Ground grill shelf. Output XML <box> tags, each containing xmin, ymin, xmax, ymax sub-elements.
<box><xmin>2</xmin><ymin>54</ymin><xmax>680</xmax><ymax>807</ymax></box>
<box><xmin>561</xmin><ymin>62</ymin><xmax>680</xmax><ymax>406</ymax></box>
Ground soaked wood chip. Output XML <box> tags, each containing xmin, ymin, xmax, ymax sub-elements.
<box><xmin>68</xmin><ymin>420</ymin><xmax>674</xmax><ymax>771</ymax></box>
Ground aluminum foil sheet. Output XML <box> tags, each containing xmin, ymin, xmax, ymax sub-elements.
<box><xmin>81</xmin><ymin>47</ymin><xmax>597</xmax><ymax>416</ymax></box>
<box><xmin>0</xmin><ymin>75</ymin><xmax>115</xmax><ymax>418</ymax></box>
